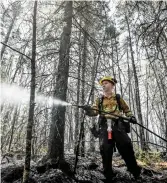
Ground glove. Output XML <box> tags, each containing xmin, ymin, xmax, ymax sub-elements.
<box><xmin>129</xmin><ymin>116</ymin><xmax>137</xmax><ymax>124</ymax></box>
<box><xmin>82</xmin><ymin>105</ymin><xmax>92</xmax><ymax>115</ymax></box>
<box><xmin>82</xmin><ymin>105</ymin><xmax>92</xmax><ymax>111</ymax></box>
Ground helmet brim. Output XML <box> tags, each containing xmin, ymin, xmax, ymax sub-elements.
<box><xmin>99</xmin><ymin>79</ymin><xmax>116</xmax><ymax>86</ymax></box>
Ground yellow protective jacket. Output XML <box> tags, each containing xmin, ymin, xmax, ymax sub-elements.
<box><xmin>88</xmin><ymin>93</ymin><xmax>133</xmax><ymax>119</ymax></box>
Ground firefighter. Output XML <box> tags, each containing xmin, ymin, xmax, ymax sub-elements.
<box><xmin>84</xmin><ymin>76</ymin><xmax>141</xmax><ymax>181</ymax></box>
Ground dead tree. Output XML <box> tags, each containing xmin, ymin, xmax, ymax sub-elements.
<box><xmin>1</xmin><ymin>1</ymin><xmax>21</xmax><ymax>59</ymax></box>
<box><xmin>22</xmin><ymin>1</ymin><xmax>37</xmax><ymax>183</ymax></box>
<box><xmin>47</xmin><ymin>1</ymin><xmax>73</xmax><ymax>161</ymax></box>
<box><xmin>125</xmin><ymin>12</ymin><xmax>148</xmax><ymax>151</ymax></box>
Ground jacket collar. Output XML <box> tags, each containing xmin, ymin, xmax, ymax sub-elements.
<box><xmin>103</xmin><ymin>93</ymin><xmax>116</xmax><ymax>99</ymax></box>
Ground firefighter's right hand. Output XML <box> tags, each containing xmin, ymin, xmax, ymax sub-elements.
<box><xmin>82</xmin><ymin>105</ymin><xmax>92</xmax><ymax>111</ymax></box>
<box><xmin>82</xmin><ymin>105</ymin><xmax>92</xmax><ymax>115</ymax></box>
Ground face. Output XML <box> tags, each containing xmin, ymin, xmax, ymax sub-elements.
<box><xmin>102</xmin><ymin>80</ymin><xmax>114</xmax><ymax>92</ymax></box>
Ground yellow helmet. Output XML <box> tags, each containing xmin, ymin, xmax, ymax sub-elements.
<box><xmin>99</xmin><ymin>76</ymin><xmax>117</xmax><ymax>85</ymax></box>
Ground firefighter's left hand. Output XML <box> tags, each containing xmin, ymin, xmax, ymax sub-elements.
<box><xmin>129</xmin><ymin>116</ymin><xmax>137</xmax><ymax>124</ymax></box>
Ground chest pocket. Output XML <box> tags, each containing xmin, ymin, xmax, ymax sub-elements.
<box><xmin>101</xmin><ymin>97</ymin><xmax>118</xmax><ymax>113</ymax></box>
<box><xmin>98</xmin><ymin>94</ymin><xmax>122</xmax><ymax>113</ymax></box>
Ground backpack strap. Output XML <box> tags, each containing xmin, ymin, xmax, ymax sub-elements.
<box><xmin>98</xmin><ymin>94</ymin><xmax>122</xmax><ymax>113</ymax></box>
<box><xmin>115</xmin><ymin>94</ymin><xmax>123</xmax><ymax>111</ymax></box>
<box><xmin>116</xmin><ymin>94</ymin><xmax>131</xmax><ymax>133</ymax></box>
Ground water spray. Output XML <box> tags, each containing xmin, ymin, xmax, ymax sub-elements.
<box><xmin>1</xmin><ymin>83</ymin><xmax>72</xmax><ymax>107</ymax></box>
<box><xmin>1</xmin><ymin>83</ymin><xmax>167</xmax><ymax>143</ymax></box>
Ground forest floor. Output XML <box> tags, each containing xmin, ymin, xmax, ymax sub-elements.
<box><xmin>1</xmin><ymin>152</ymin><xmax>167</xmax><ymax>183</ymax></box>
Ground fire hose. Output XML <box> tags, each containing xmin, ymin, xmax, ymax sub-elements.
<box><xmin>73</xmin><ymin>105</ymin><xmax>167</xmax><ymax>143</ymax></box>
<box><xmin>72</xmin><ymin>105</ymin><xmax>167</xmax><ymax>173</ymax></box>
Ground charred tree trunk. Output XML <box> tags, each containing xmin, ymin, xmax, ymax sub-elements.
<box><xmin>144</xmin><ymin>44</ymin><xmax>167</xmax><ymax>149</ymax></box>
<box><xmin>111</xmin><ymin>46</ymin><xmax>116</xmax><ymax>80</ymax></box>
<box><xmin>74</xmin><ymin>29</ymin><xmax>81</xmax><ymax>154</ymax></box>
<box><xmin>81</xmin><ymin>27</ymin><xmax>87</xmax><ymax>157</ymax></box>
<box><xmin>8</xmin><ymin>107</ymin><xmax>19</xmax><ymax>152</ymax></box>
<box><xmin>47</xmin><ymin>1</ymin><xmax>73</xmax><ymax>161</ymax></box>
<box><xmin>115</xmin><ymin>37</ymin><xmax>123</xmax><ymax>96</ymax></box>
<box><xmin>89</xmin><ymin>50</ymin><xmax>97</xmax><ymax>153</ymax></box>
<box><xmin>22</xmin><ymin>1</ymin><xmax>37</xmax><ymax>183</ymax></box>
<box><xmin>125</xmin><ymin>14</ymin><xmax>148</xmax><ymax>151</ymax></box>
<box><xmin>69</xmin><ymin>108</ymin><xmax>73</xmax><ymax>149</ymax></box>
<box><xmin>1</xmin><ymin>107</ymin><xmax>13</xmax><ymax>153</ymax></box>
<box><xmin>145</xmin><ymin>66</ymin><xmax>149</xmax><ymax>143</ymax></box>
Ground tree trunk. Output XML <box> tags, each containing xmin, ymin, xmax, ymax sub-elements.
<box><xmin>144</xmin><ymin>44</ymin><xmax>167</xmax><ymax>149</ymax></box>
<box><xmin>157</xmin><ymin>43</ymin><xmax>167</xmax><ymax>73</ymax></box>
<box><xmin>74</xmin><ymin>29</ymin><xmax>81</xmax><ymax>154</ymax></box>
<box><xmin>111</xmin><ymin>46</ymin><xmax>116</xmax><ymax>79</ymax></box>
<box><xmin>89</xmin><ymin>49</ymin><xmax>97</xmax><ymax>153</ymax></box>
<box><xmin>115</xmin><ymin>37</ymin><xmax>123</xmax><ymax>96</ymax></box>
<box><xmin>81</xmin><ymin>27</ymin><xmax>87</xmax><ymax>157</ymax></box>
<box><xmin>145</xmin><ymin>66</ymin><xmax>149</xmax><ymax>143</ymax></box>
<box><xmin>69</xmin><ymin>109</ymin><xmax>74</xmax><ymax>149</ymax></box>
<box><xmin>1</xmin><ymin>2</ymin><xmax>21</xmax><ymax>59</ymax></box>
<box><xmin>47</xmin><ymin>1</ymin><xmax>73</xmax><ymax>161</ymax></box>
<box><xmin>127</xmin><ymin>43</ymin><xmax>140</xmax><ymax>148</ymax></box>
<box><xmin>22</xmin><ymin>1</ymin><xmax>37</xmax><ymax>183</ymax></box>
<box><xmin>125</xmin><ymin>14</ymin><xmax>148</xmax><ymax>151</ymax></box>
<box><xmin>8</xmin><ymin>107</ymin><xmax>19</xmax><ymax>152</ymax></box>
<box><xmin>1</xmin><ymin>107</ymin><xmax>13</xmax><ymax>152</ymax></box>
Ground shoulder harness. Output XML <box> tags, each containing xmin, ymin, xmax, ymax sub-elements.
<box><xmin>98</xmin><ymin>94</ymin><xmax>122</xmax><ymax>112</ymax></box>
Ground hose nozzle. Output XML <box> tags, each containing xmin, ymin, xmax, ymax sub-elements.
<box><xmin>71</xmin><ymin>104</ymin><xmax>91</xmax><ymax>110</ymax></box>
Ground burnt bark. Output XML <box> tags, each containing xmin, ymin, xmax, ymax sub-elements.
<box><xmin>80</xmin><ymin>26</ymin><xmax>87</xmax><ymax>157</ymax></box>
<box><xmin>8</xmin><ymin>107</ymin><xmax>19</xmax><ymax>152</ymax></box>
<box><xmin>125</xmin><ymin>13</ymin><xmax>148</xmax><ymax>151</ymax></box>
<box><xmin>47</xmin><ymin>1</ymin><xmax>73</xmax><ymax>160</ymax></box>
<box><xmin>74</xmin><ymin>29</ymin><xmax>81</xmax><ymax>154</ymax></box>
<box><xmin>22</xmin><ymin>1</ymin><xmax>37</xmax><ymax>182</ymax></box>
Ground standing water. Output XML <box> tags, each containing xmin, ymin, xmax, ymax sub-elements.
<box><xmin>0</xmin><ymin>83</ymin><xmax>72</xmax><ymax>107</ymax></box>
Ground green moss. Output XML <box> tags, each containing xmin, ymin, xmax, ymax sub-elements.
<box><xmin>135</xmin><ymin>148</ymin><xmax>162</xmax><ymax>165</ymax></box>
